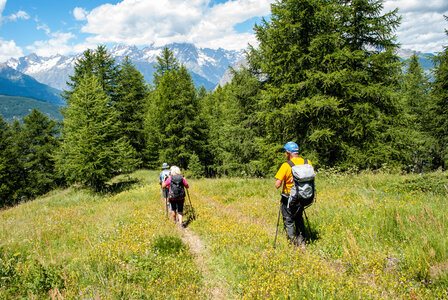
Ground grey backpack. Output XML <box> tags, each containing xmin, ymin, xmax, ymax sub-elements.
<box><xmin>287</xmin><ymin>159</ymin><xmax>316</xmax><ymax>215</ymax></box>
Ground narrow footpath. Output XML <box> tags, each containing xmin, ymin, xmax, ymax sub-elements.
<box><xmin>181</xmin><ymin>227</ymin><xmax>232</xmax><ymax>299</ymax></box>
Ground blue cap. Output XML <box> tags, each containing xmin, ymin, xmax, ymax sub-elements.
<box><xmin>162</xmin><ymin>162</ymin><xmax>169</xmax><ymax>169</ymax></box>
<box><xmin>282</xmin><ymin>142</ymin><xmax>299</xmax><ymax>153</ymax></box>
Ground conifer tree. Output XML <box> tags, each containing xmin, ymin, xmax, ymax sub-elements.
<box><xmin>157</xmin><ymin>66</ymin><xmax>205</xmax><ymax>169</ymax></box>
<box><xmin>18</xmin><ymin>109</ymin><xmax>60</xmax><ymax>198</ymax></box>
<box><xmin>153</xmin><ymin>47</ymin><xmax>180</xmax><ymax>85</ymax></box>
<box><xmin>249</xmin><ymin>0</ymin><xmax>402</xmax><ymax>169</ymax></box>
<box><xmin>145</xmin><ymin>48</ymin><xmax>205</xmax><ymax>169</ymax></box>
<box><xmin>430</xmin><ymin>19</ymin><xmax>448</xmax><ymax>169</ymax></box>
<box><xmin>57</xmin><ymin>74</ymin><xmax>140</xmax><ymax>190</ymax></box>
<box><xmin>399</xmin><ymin>54</ymin><xmax>434</xmax><ymax>171</ymax></box>
<box><xmin>115</xmin><ymin>57</ymin><xmax>148</xmax><ymax>165</ymax></box>
<box><xmin>0</xmin><ymin>115</ymin><xmax>22</xmax><ymax>207</ymax></box>
<box><xmin>202</xmin><ymin>68</ymin><xmax>263</xmax><ymax>176</ymax></box>
<box><xmin>63</xmin><ymin>45</ymin><xmax>119</xmax><ymax>103</ymax></box>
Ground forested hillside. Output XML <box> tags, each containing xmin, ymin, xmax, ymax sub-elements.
<box><xmin>0</xmin><ymin>95</ymin><xmax>62</xmax><ymax>122</ymax></box>
<box><xmin>1</xmin><ymin>0</ymin><xmax>447</xmax><ymax>208</ymax></box>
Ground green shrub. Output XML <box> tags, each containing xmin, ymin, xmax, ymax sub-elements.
<box><xmin>152</xmin><ymin>235</ymin><xmax>186</xmax><ymax>255</ymax></box>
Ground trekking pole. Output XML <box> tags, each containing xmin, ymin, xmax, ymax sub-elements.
<box><xmin>273</xmin><ymin>202</ymin><xmax>282</xmax><ymax>249</ymax></box>
<box><xmin>165</xmin><ymin>196</ymin><xmax>168</xmax><ymax>218</ymax></box>
<box><xmin>303</xmin><ymin>209</ymin><xmax>311</xmax><ymax>239</ymax></box>
<box><xmin>186</xmin><ymin>188</ymin><xmax>196</xmax><ymax>220</ymax></box>
<box><xmin>161</xmin><ymin>188</ymin><xmax>168</xmax><ymax>218</ymax></box>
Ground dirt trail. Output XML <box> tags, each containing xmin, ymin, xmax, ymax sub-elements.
<box><xmin>181</xmin><ymin>227</ymin><xmax>233</xmax><ymax>299</ymax></box>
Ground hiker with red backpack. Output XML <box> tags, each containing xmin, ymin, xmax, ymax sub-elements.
<box><xmin>162</xmin><ymin>166</ymin><xmax>189</xmax><ymax>228</ymax></box>
<box><xmin>274</xmin><ymin>142</ymin><xmax>315</xmax><ymax>248</ymax></box>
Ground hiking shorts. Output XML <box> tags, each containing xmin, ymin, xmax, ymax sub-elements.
<box><xmin>169</xmin><ymin>199</ymin><xmax>184</xmax><ymax>213</ymax></box>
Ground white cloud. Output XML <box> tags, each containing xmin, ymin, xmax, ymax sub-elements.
<box><xmin>37</xmin><ymin>23</ymin><xmax>51</xmax><ymax>35</ymax></box>
<box><xmin>73</xmin><ymin>7</ymin><xmax>88</xmax><ymax>21</ymax></box>
<box><xmin>384</xmin><ymin>0</ymin><xmax>448</xmax><ymax>53</ymax></box>
<box><xmin>0</xmin><ymin>39</ymin><xmax>23</xmax><ymax>62</ymax></box>
<box><xmin>78</xmin><ymin>0</ymin><xmax>273</xmax><ymax>50</ymax></box>
<box><xmin>26</xmin><ymin>32</ymin><xmax>75</xmax><ymax>56</ymax></box>
<box><xmin>0</xmin><ymin>0</ymin><xmax>6</xmax><ymax>24</ymax></box>
<box><xmin>5</xmin><ymin>10</ymin><xmax>30</xmax><ymax>22</ymax></box>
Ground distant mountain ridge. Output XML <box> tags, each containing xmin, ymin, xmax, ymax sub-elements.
<box><xmin>0</xmin><ymin>95</ymin><xmax>62</xmax><ymax>122</ymax></box>
<box><xmin>217</xmin><ymin>48</ymin><xmax>436</xmax><ymax>88</ymax></box>
<box><xmin>0</xmin><ymin>63</ymin><xmax>64</xmax><ymax>105</ymax></box>
<box><xmin>6</xmin><ymin>43</ymin><xmax>245</xmax><ymax>91</ymax></box>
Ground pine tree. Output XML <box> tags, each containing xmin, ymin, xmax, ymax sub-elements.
<box><xmin>19</xmin><ymin>109</ymin><xmax>61</xmax><ymax>198</ymax></box>
<box><xmin>115</xmin><ymin>57</ymin><xmax>148</xmax><ymax>165</ymax></box>
<box><xmin>430</xmin><ymin>19</ymin><xmax>448</xmax><ymax>169</ymax></box>
<box><xmin>57</xmin><ymin>74</ymin><xmax>140</xmax><ymax>190</ymax></box>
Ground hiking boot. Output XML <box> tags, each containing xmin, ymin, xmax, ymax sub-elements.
<box><xmin>296</xmin><ymin>236</ymin><xmax>306</xmax><ymax>249</ymax></box>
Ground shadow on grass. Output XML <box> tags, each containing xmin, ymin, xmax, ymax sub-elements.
<box><xmin>100</xmin><ymin>177</ymin><xmax>140</xmax><ymax>195</ymax></box>
<box><xmin>182</xmin><ymin>204</ymin><xmax>197</xmax><ymax>227</ymax></box>
<box><xmin>305</xmin><ymin>225</ymin><xmax>320</xmax><ymax>243</ymax></box>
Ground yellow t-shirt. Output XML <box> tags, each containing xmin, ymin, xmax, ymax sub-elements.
<box><xmin>275</xmin><ymin>157</ymin><xmax>312</xmax><ymax>195</ymax></box>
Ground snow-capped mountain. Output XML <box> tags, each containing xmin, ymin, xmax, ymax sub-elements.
<box><xmin>6</xmin><ymin>43</ymin><xmax>245</xmax><ymax>91</ymax></box>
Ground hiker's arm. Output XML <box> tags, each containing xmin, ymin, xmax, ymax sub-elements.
<box><xmin>162</xmin><ymin>178</ymin><xmax>169</xmax><ymax>188</ymax></box>
<box><xmin>275</xmin><ymin>179</ymin><xmax>282</xmax><ymax>189</ymax></box>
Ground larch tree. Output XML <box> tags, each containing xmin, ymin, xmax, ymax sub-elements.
<box><xmin>19</xmin><ymin>109</ymin><xmax>61</xmax><ymax>198</ymax></box>
<box><xmin>248</xmin><ymin>0</ymin><xmax>402</xmax><ymax>170</ymax></box>
<box><xmin>57</xmin><ymin>74</ymin><xmax>140</xmax><ymax>191</ymax></box>
<box><xmin>430</xmin><ymin>18</ymin><xmax>448</xmax><ymax>169</ymax></box>
<box><xmin>115</xmin><ymin>57</ymin><xmax>148</xmax><ymax>165</ymax></box>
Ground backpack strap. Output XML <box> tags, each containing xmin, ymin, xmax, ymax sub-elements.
<box><xmin>288</xmin><ymin>159</ymin><xmax>308</xmax><ymax>167</ymax></box>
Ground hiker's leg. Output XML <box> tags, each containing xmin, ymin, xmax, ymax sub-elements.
<box><xmin>170</xmin><ymin>200</ymin><xmax>177</xmax><ymax>222</ymax></box>
<box><xmin>294</xmin><ymin>207</ymin><xmax>306</xmax><ymax>245</ymax></box>
<box><xmin>177</xmin><ymin>199</ymin><xmax>185</xmax><ymax>225</ymax></box>
<box><xmin>281</xmin><ymin>196</ymin><xmax>296</xmax><ymax>241</ymax></box>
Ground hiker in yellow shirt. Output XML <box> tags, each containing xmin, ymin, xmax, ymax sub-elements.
<box><xmin>275</xmin><ymin>142</ymin><xmax>312</xmax><ymax>247</ymax></box>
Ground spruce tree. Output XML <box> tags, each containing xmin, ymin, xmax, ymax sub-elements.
<box><xmin>57</xmin><ymin>74</ymin><xmax>140</xmax><ymax>190</ymax></box>
<box><xmin>116</xmin><ymin>57</ymin><xmax>148</xmax><ymax>165</ymax></box>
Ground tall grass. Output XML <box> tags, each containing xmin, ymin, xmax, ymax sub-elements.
<box><xmin>188</xmin><ymin>170</ymin><xmax>448</xmax><ymax>299</ymax></box>
<box><xmin>0</xmin><ymin>170</ymin><xmax>203</xmax><ymax>299</ymax></box>
<box><xmin>1</xmin><ymin>169</ymin><xmax>447</xmax><ymax>299</ymax></box>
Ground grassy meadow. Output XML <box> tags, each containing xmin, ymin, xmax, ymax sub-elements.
<box><xmin>1</xmin><ymin>169</ymin><xmax>447</xmax><ymax>299</ymax></box>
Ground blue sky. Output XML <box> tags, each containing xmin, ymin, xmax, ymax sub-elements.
<box><xmin>0</xmin><ymin>0</ymin><xmax>447</xmax><ymax>61</ymax></box>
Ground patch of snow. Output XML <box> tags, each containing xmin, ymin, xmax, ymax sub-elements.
<box><xmin>26</xmin><ymin>56</ymin><xmax>62</xmax><ymax>74</ymax></box>
<box><xmin>197</xmin><ymin>51</ymin><xmax>216</xmax><ymax>66</ymax></box>
<box><xmin>142</xmin><ymin>49</ymin><xmax>162</xmax><ymax>62</ymax></box>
